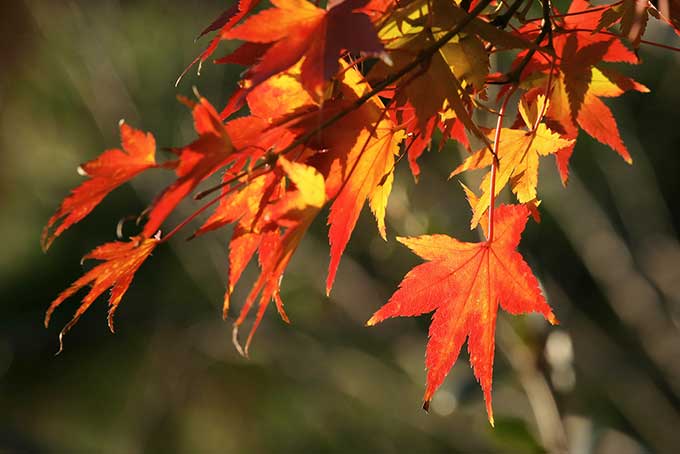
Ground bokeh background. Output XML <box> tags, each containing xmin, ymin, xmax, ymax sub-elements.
<box><xmin>2</xmin><ymin>1</ymin><xmax>680</xmax><ymax>453</ymax></box>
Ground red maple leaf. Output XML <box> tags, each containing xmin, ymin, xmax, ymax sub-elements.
<box><xmin>367</xmin><ymin>204</ymin><xmax>556</xmax><ymax>424</ymax></box>
<box><xmin>42</xmin><ymin>122</ymin><xmax>160</xmax><ymax>250</ymax></box>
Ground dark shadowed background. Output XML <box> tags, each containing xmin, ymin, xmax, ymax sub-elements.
<box><xmin>2</xmin><ymin>1</ymin><xmax>680</xmax><ymax>453</ymax></box>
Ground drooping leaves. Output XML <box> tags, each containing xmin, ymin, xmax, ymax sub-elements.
<box><xmin>224</xmin><ymin>156</ymin><xmax>326</xmax><ymax>355</ymax></box>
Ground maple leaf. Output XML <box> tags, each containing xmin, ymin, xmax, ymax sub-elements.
<box><xmin>222</xmin><ymin>0</ymin><xmax>388</xmax><ymax>97</ymax></box>
<box><xmin>245</xmin><ymin>65</ymin><xmax>318</xmax><ymax>121</ymax></box>
<box><xmin>451</xmin><ymin>95</ymin><xmax>574</xmax><ymax>228</ymax></box>
<box><xmin>182</xmin><ymin>69</ymin><xmax>322</xmax><ymax>341</ymax></box>
<box><xmin>367</xmin><ymin>204</ymin><xmax>556</xmax><ymax>424</ymax></box>
<box><xmin>191</xmin><ymin>63</ymin><xmax>406</xmax><ymax>342</ymax></box>
<box><xmin>45</xmin><ymin>236</ymin><xmax>158</xmax><ymax>352</ymax></box>
<box><xmin>42</xmin><ymin>122</ymin><xmax>160</xmax><ymax>250</ymax></box>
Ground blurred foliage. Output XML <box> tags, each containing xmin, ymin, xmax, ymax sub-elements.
<box><xmin>2</xmin><ymin>0</ymin><xmax>680</xmax><ymax>453</ymax></box>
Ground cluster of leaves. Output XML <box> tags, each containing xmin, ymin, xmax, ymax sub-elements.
<box><xmin>43</xmin><ymin>0</ymin><xmax>680</xmax><ymax>424</ymax></box>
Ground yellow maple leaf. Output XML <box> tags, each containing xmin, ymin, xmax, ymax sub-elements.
<box><xmin>451</xmin><ymin>96</ymin><xmax>573</xmax><ymax>228</ymax></box>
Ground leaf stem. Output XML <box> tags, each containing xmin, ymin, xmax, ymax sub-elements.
<box><xmin>487</xmin><ymin>86</ymin><xmax>517</xmax><ymax>243</ymax></box>
<box><xmin>532</xmin><ymin>57</ymin><xmax>556</xmax><ymax>132</ymax></box>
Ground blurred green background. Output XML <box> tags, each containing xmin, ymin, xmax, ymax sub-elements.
<box><xmin>2</xmin><ymin>1</ymin><xmax>680</xmax><ymax>452</ymax></box>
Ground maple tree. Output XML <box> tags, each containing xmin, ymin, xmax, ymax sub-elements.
<box><xmin>42</xmin><ymin>0</ymin><xmax>680</xmax><ymax>425</ymax></box>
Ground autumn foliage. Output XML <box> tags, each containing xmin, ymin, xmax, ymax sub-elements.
<box><xmin>43</xmin><ymin>0</ymin><xmax>680</xmax><ymax>424</ymax></box>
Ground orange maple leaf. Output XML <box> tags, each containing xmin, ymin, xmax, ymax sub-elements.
<box><xmin>367</xmin><ymin>204</ymin><xmax>556</xmax><ymax>424</ymax></box>
<box><xmin>42</xmin><ymin>122</ymin><xmax>159</xmax><ymax>250</ymax></box>
<box><xmin>317</xmin><ymin>65</ymin><xmax>405</xmax><ymax>294</ymax></box>
<box><xmin>45</xmin><ymin>236</ymin><xmax>158</xmax><ymax>352</ymax></box>
<box><xmin>142</xmin><ymin>97</ymin><xmax>234</xmax><ymax>237</ymax></box>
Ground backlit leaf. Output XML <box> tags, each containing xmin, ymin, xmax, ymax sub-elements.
<box><xmin>367</xmin><ymin>204</ymin><xmax>557</xmax><ymax>424</ymax></box>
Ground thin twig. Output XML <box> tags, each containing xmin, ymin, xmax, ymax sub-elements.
<box><xmin>487</xmin><ymin>86</ymin><xmax>517</xmax><ymax>243</ymax></box>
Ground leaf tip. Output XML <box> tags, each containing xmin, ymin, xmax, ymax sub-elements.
<box><xmin>422</xmin><ymin>399</ymin><xmax>430</xmax><ymax>413</ymax></box>
<box><xmin>55</xmin><ymin>330</ymin><xmax>65</xmax><ymax>356</ymax></box>
<box><xmin>378</xmin><ymin>228</ymin><xmax>387</xmax><ymax>242</ymax></box>
<box><xmin>222</xmin><ymin>291</ymin><xmax>231</xmax><ymax>320</ymax></box>
<box><xmin>547</xmin><ymin>311</ymin><xmax>559</xmax><ymax>325</ymax></box>
<box><xmin>395</xmin><ymin>236</ymin><xmax>409</xmax><ymax>246</ymax></box>
<box><xmin>325</xmin><ymin>261</ymin><xmax>338</xmax><ymax>298</ymax></box>
<box><xmin>232</xmin><ymin>323</ymin><xmax>247</xmax><ymax>357</ymax></box>
<box><xmin>378</xmin><ymin>51</ymin><xmax>393</xmax><ymax>67</ymax></box>
<box><xmin>484</xmin><ymin>388</ymin><xmax>495</xmax><ymax>427</ymax></box>
<box><xmin>41</xmin><ymin>229</ymin><xmax>53</xmax><ymax>253</ymax></box>
<box><xmin>107</xmin><ymin>311</ymin><xmax>116</xmax><ymax>334</ymax></box>
<box><xmin>192</xmin><ymin>85</ymin><xmax>202</xmax><ymax>100</ymax></box>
